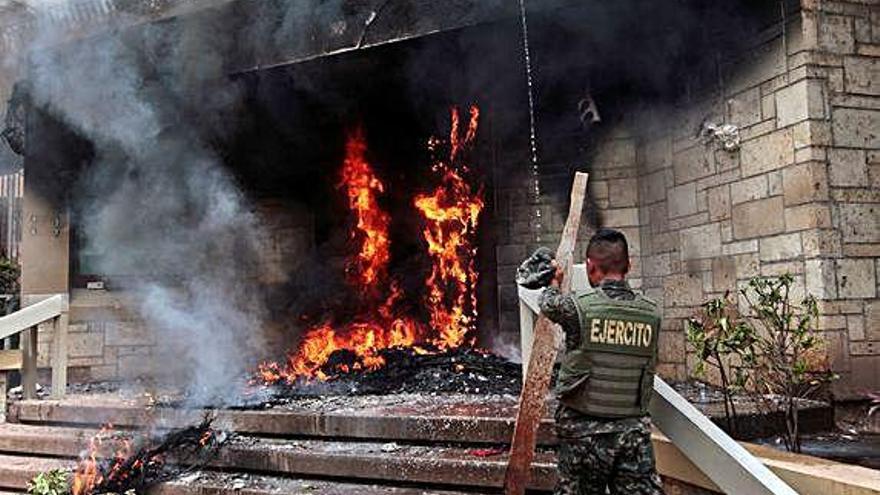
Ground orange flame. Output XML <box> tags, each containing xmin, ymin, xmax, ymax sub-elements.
<box><xmin>71</xmin><ymin>424</ymin><xmax>132</xmax><ymax>495</ymax></box>
<box><xmin>71</xmin><ymin>429</ymin><xmax>103</xmax><ymax>495</ymax></box>
<box><xmin>259</xmin><ymin>131</ymin><xmax>423</xmax><ymax>383</ymax></box>
<box><xmin>414</xmin><ymin>106</ymin><xmax>483</xmax><ymax>349</ymax></box>
<box><xmin>260</xmin><ymin>106</ymin><xmax>482</xmax><ymax>383</ymax></box>
<box><xmin>341</xmin><ymin>128</ymin><xmax>390</xmax><ymax>289</ymax></box>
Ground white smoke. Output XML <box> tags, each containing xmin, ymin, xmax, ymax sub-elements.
<box><xmin>18</xmin><ymin>2</ymin><xmax>289</xmax><ymax>405</ymax></box>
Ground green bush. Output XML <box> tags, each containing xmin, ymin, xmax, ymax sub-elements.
<box><xmin>26</xmin><ymin>469</ymin><xmax>69</xmax><ymax>495</ymax></box>
<box><xmin>688</xmin><ymin>274</ymin><xmax>837</xmax><ymax>452</ymax></box>
<box><xmin>686</xmin><ymin>292</ymin><xmax>754</xmax><ymax>436</ymax></box>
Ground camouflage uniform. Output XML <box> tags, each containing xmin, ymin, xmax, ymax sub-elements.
<box><xmin>540</xmin><ymin>281</ymin><xmax>665</xmax><ymax>495</ymax></box>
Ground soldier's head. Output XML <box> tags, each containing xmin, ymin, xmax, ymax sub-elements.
<box><xmin>585</xmin><ymin>228</ymin><xmax>630</xmax><ymax>287</ymax></box>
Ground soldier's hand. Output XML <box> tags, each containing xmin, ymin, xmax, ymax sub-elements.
<box><xmin>550</xmin><ymin>260</ymin><xmax>564</xmax><ymax>288</ymax></box>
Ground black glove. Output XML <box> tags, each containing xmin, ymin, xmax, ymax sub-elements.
<box><xmin>516</xmin><ymin>247</ymin><xmax>556</xmax><ymax>290</ymax></box>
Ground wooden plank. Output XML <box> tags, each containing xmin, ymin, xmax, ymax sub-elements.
<box><xmin>51</xmin><ymin>314</ymin><xmax>68</xmax><ymax>399</ymax></box>
<box><xmin>504</xmin><ymin>172</ymin><xmax>588</xmax><ymax>495</ymax></box>
<box><xmin>20</xmin><ymin>326</ymin><xmax>37</xmax><ymax>401</ymax></box>
<box><xmin>0</xmin><ymin>349</ymin><xmax>22</xmax><ymax>371</ymax></box>
<box><xmin>742</xmin><ymin>442</ymin><xmax>880</xmax><ymax>495</ymax></box>
<box><xmin>0</xmin><ymin>295</ymin><xmax>63</xmax><ymax>341</ymax></box>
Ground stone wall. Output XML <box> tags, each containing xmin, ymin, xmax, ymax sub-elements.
<box><xmin>634</xmin><ymin>2</ymin><xmax>880</xmax><ymax>396</ymax></box>
<box><xmin>635</xmin><ymin>13</ymin><xmax>813</xmax><ymax>383</ymax></box>
<box><xmin>799</xmin><ymin>0</ymin><xmax>880</xmax><ymax>396</ymax></box>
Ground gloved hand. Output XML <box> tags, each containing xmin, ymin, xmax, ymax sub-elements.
<box><xmin>515</xmin><ymin>247</ymin><xmax>556</xmax><ymax>289</ymax></box>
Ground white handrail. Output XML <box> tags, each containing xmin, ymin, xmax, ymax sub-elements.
<box><xmin>652</xmin><ymin>376</ymin><xmax>798</xmax><ymax>494</ymax></box>
<box><xmin>0</xmin><ymin>294</ymin><xmax>63</xmax><ymax>341</ymax></box>
<box><xmin>0</xmin><ymin>294</ymin><xmax>68</xmax><ymax>413</ymax></box>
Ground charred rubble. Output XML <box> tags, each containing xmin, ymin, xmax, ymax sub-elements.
<box><xmin>262</xmin><ymin>347</ymin><xmax>523</xmax><ymax>398</ymax></box>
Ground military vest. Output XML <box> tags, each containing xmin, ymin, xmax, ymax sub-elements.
<box><xmin>556</xmin><ymin>286</ymin><xmax>661</xmax><ymax>418</ymax></box>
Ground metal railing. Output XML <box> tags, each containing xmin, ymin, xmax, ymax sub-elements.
<box><xmin>518</xmin><ymin>265</ymin><xmax>798</xmax><ymax>495</ymax></box>
<box><xmin>0</xmin><ymin>294</ymin><xmax>67</xmax><ymax>422</ymax></box>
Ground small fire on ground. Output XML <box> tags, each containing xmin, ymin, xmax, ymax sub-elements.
<box><xmin>259</xmin><ymin>106</ymin><xmax>485</xmax><ymax>384</ymax></box>
<box><xmin>71</xmin><ymin>416</ymin><xmax>221</xmax><ymax>495</ymax></box>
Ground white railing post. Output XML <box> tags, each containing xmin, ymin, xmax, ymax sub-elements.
<box><xmin>517</xmin><ymin>286</ymin><xmax>542</xmax><ymax>378</ymax></box>
<box><xmin>21</xmin><ymin>325</ymin><xmax>37</xmax><ymax>400</ymax></box>
<box><xmin>0</xmin><ymin>372</ymin><xmax>6</xmax><ymax>422</ymax></box>
<box><xmin>0</xmin><ymin>295</ymin><xmax>66</xmax><ymax>405</ymax></box>
<box><xmin>51</xmin><ymin>312</ymin><xmax>68</xmax><ymax>399</ymax></box>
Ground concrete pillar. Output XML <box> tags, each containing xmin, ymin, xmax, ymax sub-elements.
<box><xmin>20</xmin><ymin>188</ymin><xmax>69</xmax><ymax>298</ymax></box>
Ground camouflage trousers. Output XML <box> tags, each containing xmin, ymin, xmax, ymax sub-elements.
<box><xmin>554</xmin><ymin>409</ymin><xmax>665</xmax><ymax>495</ymax></box>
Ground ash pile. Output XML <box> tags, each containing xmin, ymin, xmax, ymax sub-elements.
<box><xmin>265</xmin><ymin>347</ymin><xmax>522</xmax><ymax>397</ymax></box>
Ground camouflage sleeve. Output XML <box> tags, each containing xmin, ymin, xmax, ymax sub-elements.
<box><xmin>539</xmin><ymin>287</ymin><xmax>580</xmax><ymax>349</ymax></box>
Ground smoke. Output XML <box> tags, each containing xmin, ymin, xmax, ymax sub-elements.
<box><xmin>489</xmin><ymin>333</ymin><xmax>523</xmax><ymax>364</ymax></box>
<box><xmin>21</xmin><ymin>4</ymin><xmax>275</xmax><ymax>405</ymax></box>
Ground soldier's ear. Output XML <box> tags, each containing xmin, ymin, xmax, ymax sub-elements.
<box><xmin>623</xmin><ymin>258</ymin><xmax>631</xmax><ymax>275</ymax></box>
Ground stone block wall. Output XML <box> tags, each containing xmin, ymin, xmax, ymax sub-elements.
<box><xmin>634</xmin><ymin>14</ymin><xmax>814</xmax><ymax>382</ymax></box>
<box><xmin>798</xmin><ymin>0</ymin><xmax>880</xmax><ymax>395</ymax></box>
<box><xmin>29</xmin><ymin>291</ymin><xmax>153</xmax><ymax>383</ymax></box>
<box><xmin>634</xmin><ymin>2</ymin><xmax>880</xmax><ymax>395</ymax></box>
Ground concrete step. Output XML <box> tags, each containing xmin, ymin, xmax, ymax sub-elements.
<box><xmin>0</xmin><ymin>454</ymin><xmax>69</xmax><ymax>491</ymax></box>
<box><xmin>217</xmin><ymin>436</ymin><xmax>556</xmax><ymax>491</ymax></box>
<box><xmin>155</xmin><ymin>472</ymin><xmax>493</xmax><ymax>495</ymax></box>
<box><xmin>0</xmin><ymin>423</ymin><xmax>94</xmax><ymax>458</ymax></box>
<box><xmin>11</xmin><ymin>398</ymin><xmax>556</xmax><ymax>445</ymax></box>
<box><xmin>0</xmin><ymin>424</ymin><xmax>557</xmax><ymax>491</ymax></box>
<box><xmin>3</xmin><ymin>399</ymin><xmax>724</xmax><ymax>493</ymax></box>
<box><xmin>0</xmin><ymin>456</ymin><xmax>490</xmax><ymax>494</ymax></box>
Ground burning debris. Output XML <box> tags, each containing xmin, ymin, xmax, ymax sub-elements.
<box><xmin>258</xmin><ymin>106</ymin><xmax>489</xmax><ymax>387</ymax></box>
<box><xmin>70</xmin><ymin>415</ymin><xmax>224</xmax><ymax>495</ymax></box>
<box><xmin>266</xmin><ymin>347</ymin><xmax>521</xmax><ymax>397</ymax></box>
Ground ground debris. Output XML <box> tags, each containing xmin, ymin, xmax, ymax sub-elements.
<box><xmin>262</xmin><ymin>347</ymin><xmax>521</xmax><ymax>398</ymax></box>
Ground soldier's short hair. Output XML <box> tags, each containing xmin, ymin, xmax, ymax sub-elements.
<box><xmin>587</xmin><ymin>229</ymin><xmax>629</xmax><ymax>274</ymax></box>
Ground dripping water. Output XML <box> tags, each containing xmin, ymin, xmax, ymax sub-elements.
<box><xmin>518</xmin><ymin>0</ymin><xmax>543</xmax><ymax>243</ymax></box>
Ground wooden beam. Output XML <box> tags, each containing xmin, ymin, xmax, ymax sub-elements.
<box><xmin>504</xmin><ymin>172</ymin><xmax>588</xmax><ymax>495</ymax></box>
<box><xmin>0</xmin><ymin>349</ymin><xmax>23</xmax><ymax>371</ymax></box>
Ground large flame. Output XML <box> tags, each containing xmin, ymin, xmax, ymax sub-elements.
<box><xmin>341</xmin><ymin>128</ymin><xmax>390</xmax><ymax>289</ymax></box>
<box><xmin>260</xmin><ymin>106</ymin><xmax>483</xmax><ymax>383</ymax></box>
<box><xmin>414</xmin><ymin>106</ymin><xmax>483</xmax><ymax>349</ymax></box>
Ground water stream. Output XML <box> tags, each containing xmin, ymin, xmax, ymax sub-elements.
<box><xmin>518</xmin><ymin>0</ymin><xmax>543</xmax><ymax>244</ymax></box>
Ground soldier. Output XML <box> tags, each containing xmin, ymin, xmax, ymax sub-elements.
<box><xmin>539</xmin><ymin>228</ymin><xmax>664</xmax><ymax>495</ymax></box>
